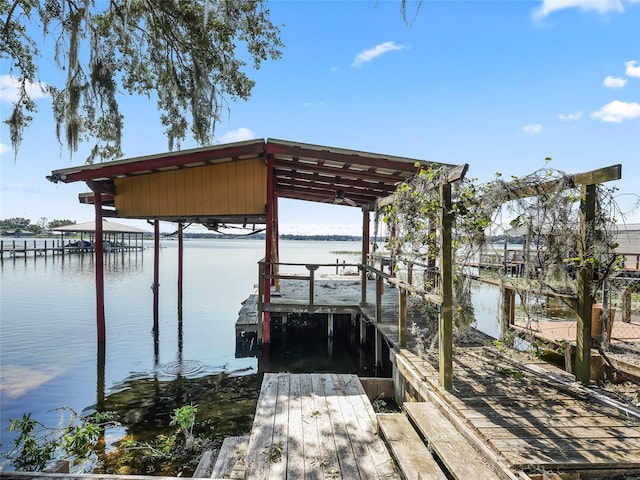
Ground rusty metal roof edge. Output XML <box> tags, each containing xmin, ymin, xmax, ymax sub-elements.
<box><xmin>49</xmin><ymin>138</ymin><xmax>267</xmax><ymax>177</ymax></box>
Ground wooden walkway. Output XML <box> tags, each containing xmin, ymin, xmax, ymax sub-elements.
<box><xmin>243</xmin><ymin>372</ymin><xmax>399</xmax><ymax>480</ymax></box>
<box><xmin>396</xmin><ymin>347</ymin><xmax>640</xmax><ymax>477</ymax></box>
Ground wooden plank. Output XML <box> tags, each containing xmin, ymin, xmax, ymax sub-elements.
<box><xmin>330</xmin><ymin>374</ymin><xmax>380</xmax><ymax>479</ymax></box>
<box><xmin>192</xmin><ymin>450</ymin><xmax>215</xmax><ymax>478</ymax></box>
<box><xmin>311</xmin><ymin>374</ymin><xmax>343</xmax><ymax>479</ymax></box>
<box><xmin>377</xmin><ymin>413</ymin><xmax>447</xmax><ymax>480</ymax></box>
<box><xmin>466</xmin><ymin>410</ymin><xmax>639</xmax><ymax>429</ymax></box>
<box><xmin>314</xmin><ymin>374</ymin><xmax>361</xmax><ymax>479</ymax></box>
<box><xmin>245</xmin><ymin>373</ymin><xmax>279</xmax><ymax>479</ymax></box>
<box><xmin>286</xmin><ymin>374</ymin><xmax>304</xmax><ymax>480</ymax></box>
<box><xmin>469</xmin><ymin>425</ymin><xmax>640</xmax><ymax>441</ymax></box>
<box><xmin>404</xmin><ymin>402</ymin><xmax>502</xmax><ymax>480</ymax></box>
<box><xmin>267</xmin><ymin>373</ymin><xmax>290</xmax><ymax>479</ymax></box>
<box><xmin>489</xmin><ymin>436</ymin><xmax>640</xmax><ymax>454</ymax></box>
<box><xmin>500</xmin><ymin>446</ymin><xmax>640</xmax><ymax>470</ymax></box>
<box><xmin>299</xmin><ymin>374</ymin><xmax>324</xmax><ymax>480</ymax></box>
<box><xmin>337</xmin><ymin>375</ymin><xmax>398</xmax><ymax>478</ymax></box>
<box><xmin>210</xmin><ymin>437</ymin><xmax>248</xmax><ymax>479</ymax></box>
<box><xmin>331</xmin><ymin>374</ymin><xmax>397</xmax><ymax>479</ymax></box>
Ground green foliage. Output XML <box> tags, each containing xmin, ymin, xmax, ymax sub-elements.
<box><xmin>1</xmin><ymin>0</ymin><xmax>283</xmax><ymax>162</ymax></box>
<box><xmin>6</xmin><ymin>409</ymin><xmax>114</xmax><ymax>471</ymax></box>
<box><xmin>6</xmin><ymin>414</ymin><xmax>57</xmax><ymax>471</ymax></box>
<box><xmin>170</xmin><ymin>404</ymin><xmax>198</xmax><ymax>448</ymax></box>
<box><xmin>47</xmin><ymin>219</ymin><xmax>76</xmax><ymax>229</ymax></box>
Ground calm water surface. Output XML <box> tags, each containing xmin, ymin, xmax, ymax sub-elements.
<box><xmin>0</xmin><ymin>238</ymin><xmax>364</xmax><ymax>463</ymax></box>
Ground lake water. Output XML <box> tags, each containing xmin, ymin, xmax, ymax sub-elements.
<box><xmin>0</xmin><ymin>237</ymin><xmax>504</xmax><ymax>471</ymax></box>
<box><xmin>0</xmin><ymin>238</ymin><xmax>368</xmax><ymax>466</ymax></box>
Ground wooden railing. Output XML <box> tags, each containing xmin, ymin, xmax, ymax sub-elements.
<box><xmin>258</xmin><ymin>258</ymin><xmax>444</xmax><ymax>350</ymax></box>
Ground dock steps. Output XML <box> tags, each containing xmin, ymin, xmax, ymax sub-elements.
<box><xmin>210</xmin><ymin>435</ymin><xmax>249</xmax><ymax>479</ymax></box>
<box><xmin>404</xmin><ymin>401</ymin><xmax>501</xmax><ymax>480</ymax></box>
<box><xmin>377</xmin><ymin>413</ymin><xmax>447</xmax><ymax>480</ymax></box>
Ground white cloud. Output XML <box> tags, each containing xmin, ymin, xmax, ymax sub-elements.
<box><xmin>0</xmin><ymin>143</ymin><xmax>9</xmax><ymax>156</ymax></box>
<box><xmin>0</xmin><ymin>74</ymin><xmax>49</xmax><ymax>103</ymax></box>
<box><xmin>523</xmin><ymin>124</ymin><xmax>543</xmax><ymax>135</ymax></box>
<box><xmin>217</xmin><ymin>128</ymin><xmax>256</xmax><ymax>143</ymax></box>
<box><xmin>352</xmin><ymin>41</ymin><xmax>407</xmax><ymax>68</ymax></box>
<box><xmin>590</xmin><ymin>100</ymin><xmax>640</xmax><ymax>122</ymax></box>
<box><xmin>603</xmin><ymin>75</ymin><xmax>628</xmax><ymax>88</ymax></box>
<box><xmin>558</xmin><ymin>111</ymin><xmax>583</xmax><ymax>121</ymax></box>
<box><xmin>625</xmin><ymin>60</ymin><xmax>640</xmax><ymax>78</ymax></box>
<box><xmin>532</xmin><ymin>0</ymin><xmax>628</xmax><ymax>20</ymax></box>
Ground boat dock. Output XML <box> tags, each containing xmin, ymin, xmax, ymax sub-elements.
<box><xmin>0</xmin><ymin>239</ymin><xmax>144</xmax><ymax>261</ymax></box>
<box><xmin>231</xmin><ymin>265</ymin><xmax>640</xmax><ymax>479</ymax></box>
<box><xmin>206</xmin><ymin>351</ymin><xmax>640</xmax><ymax>479</ymax></box>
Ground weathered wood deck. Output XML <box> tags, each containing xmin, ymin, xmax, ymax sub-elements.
<box><xmin>396</xmin><ymin>347</ymin><xmax>640</xmax><ymax>477</ymax></box>
<box><xmin>243</xmin><ymin>372</ymin><xmax>399</xmax><ymax>480</ymax></box>
<box><xmin>264</xmin><ymin>275</ymin><xmax>399</xmax><ymax>315</ymax></box>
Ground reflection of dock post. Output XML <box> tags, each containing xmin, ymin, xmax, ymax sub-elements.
<box><xmin>327</xmin><ymin>313</ymin><xmax>334</xmax><ymax>337</ymax></box>
<box><xmin>153</xmin><ymin>219</ymin><xmax>160</xmax><ymax>364</ymax></box>
<box><xmin>178</xmin><ymin>222</ymin><xmax>184</xmax><ymax>312</ymax></box>
<box><xmin>96</xmin><ymin>340</ymin><xmax>105</xmax><ymax>412</ymax></box>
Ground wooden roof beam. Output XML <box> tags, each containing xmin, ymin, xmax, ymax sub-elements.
<box><xmin>274</xmin><ymin>169</ymin><xmax>390</xmax><ymax>193</ymax></box>
<box><xmin>501</xmin><ymin>164</ymin><xmax>622</xmax><ymax>201</ymax></box>
<box><xmin>49</xmin><ymin>141</ymin><xmax>265</xmax><ymax>183</ymax></box>
<box><xmin>273</xmin><ymin>157</ymin><xmax>407</xmax><ymax>185</ymax></box>
<box><xmin>363</xmin><ymin>164</ymin><xmax>469</xmax><ymax>211</ymax></box>
<box><xmin>266</xmin><ymin>140</ymin><xmax>448</xmax><ymax>173</ymax></box>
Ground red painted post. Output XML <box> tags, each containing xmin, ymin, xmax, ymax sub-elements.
<box><xmin>178</xmin><ymin>222</ymin><xmax>184</xmax><ymax>312</ymax></box>
<box><xmin>153</xmin><ymin>220</ymin><xmax>160</xmax><ymax>322</ymax></box>
<box><xmin>94</xmin><ymin>191</ymin><xmax>106</xmax><ymax>343</ymax></box>
<box><xmin>262</xmin><ymin>154</ymin><xmax>275</xmax><ymax>344</ymax></box>
<box><xmin>361</xmin><ymin>210</ymin><xmax>370</xmax><ymax>305</ymax></box>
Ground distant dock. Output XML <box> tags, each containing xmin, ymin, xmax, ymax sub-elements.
<box><xmin>0</xmin><ymin>239</ymin><xmax>144</xmax><ymax>261</ymax></box>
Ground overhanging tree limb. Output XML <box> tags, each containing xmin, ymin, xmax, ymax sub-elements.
<box><xmin>1</xmin><ymin>0</ymin><xmax>283</xmax><ymax>163</ymax></box>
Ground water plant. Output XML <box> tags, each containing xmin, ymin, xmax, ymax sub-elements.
<box><xmin>6</xmin><ymin>409</ymin><xmax>114</xmax><ymax>471</ymax></box>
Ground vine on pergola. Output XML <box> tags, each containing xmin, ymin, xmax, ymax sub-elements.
<box><xmin>383</xmin><ymin>160</ymin><xmax>623</xmax><ymax>347</ymax></box>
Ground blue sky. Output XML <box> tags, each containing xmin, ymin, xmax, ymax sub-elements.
<box><xmin>1</xmin><ymin>0</ymin><xmax>639</xmax><ymax>235</ymax></box>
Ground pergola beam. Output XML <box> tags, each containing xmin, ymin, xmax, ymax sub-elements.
<box><xmin>500</xmin><ymin>164</ymin><xmax>621</xmax><ymax>201</ymax></box>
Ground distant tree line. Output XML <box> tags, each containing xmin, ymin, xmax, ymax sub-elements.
<box><xmin>0</xmin><ymin>218</ymin><xmax>75</xmax><ymax>235</ymax></box>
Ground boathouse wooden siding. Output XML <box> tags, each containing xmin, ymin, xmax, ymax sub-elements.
<box><xmin>114</xmin><ymin>157</ymin><xmax>267</xmax><ymax>218</ymax></box>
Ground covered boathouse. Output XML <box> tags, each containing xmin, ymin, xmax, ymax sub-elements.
<box><xmin>43</xmin><ymin>140</ymin><xmax>640</xmax><ymax>480</ymax></box>
<box><xmin>45</xmin><ymin>138</ymin><xmax>457</xmax><ymax>346</ymax></box>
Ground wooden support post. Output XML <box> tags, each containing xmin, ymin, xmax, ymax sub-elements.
<box><xmin>576</xmin><ymin>183</ymin><xmax>596</xmax><ymax>385</ymax></box>
<box><xmin>376</xmin><ymin>274</ymin><xmax>383</xmax><ymax>323</ymax></box>
<box><xmin>361</xmin><ymin>210</ymin><xmax>370</xmax><ymax>305</ymax></box>
<box><xmin>263</xmin><ymin>154</ymin><xmax>275</xmax><ymax>344</ymax></box>
<box><xmin>500</xmin><ymin>286</ymin><xmax>516</xmax><ymax>338</ymax></box>
<box><xmin>399</xmin><ymin>287</ymin><xmax>407</xmax><ymax>348</ymax></box>
<box><xmin>308</xmin><ymin>265</ymin><xmax>318</xmax><ymax>306</ymax></box>
<box><xmin>623</xmin><ymin>286</ymin><xmax>632</xmax><ymax>323</ymax></box>
<box><xmin>375</xmin><ymin>329</ymin><xmax>383</xmax><ymax>367</ymax></box>
<box><xmin>257</xmin><ymin>261</ymin><xmax>264</xmax><ymax>344</ymax></box>
<box><xmin>439</xmin><ymin>183</ymin><xmax>453</xmax><ymax>390</ymax></box>
<box><xmin>93</xmin><ymin>188</ymin><xmax>106</xmax><ymax>343</ymax></box>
